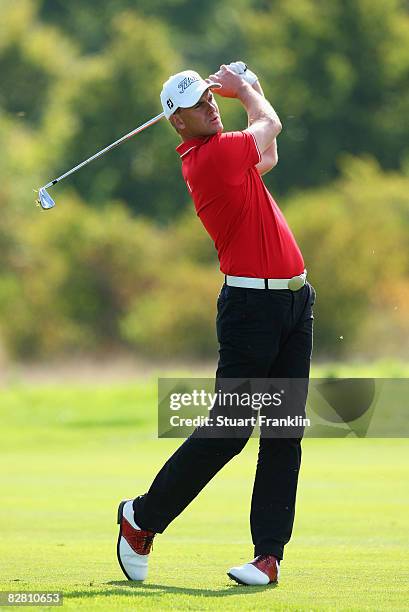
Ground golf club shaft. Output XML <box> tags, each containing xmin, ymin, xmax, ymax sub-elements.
<box><xmin>44</xmin><ymin>112</ymin><xmax>165</xmax><ymax>189</ymax></box>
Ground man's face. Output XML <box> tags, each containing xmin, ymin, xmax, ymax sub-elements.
<box><xmin>171</xmin><ymin>89</ymin><xmax>223</xmax><ymax>139</ymax></box>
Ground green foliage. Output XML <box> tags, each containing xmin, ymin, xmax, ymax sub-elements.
<box><xmin>4</xmin><ymin>0</ymin><xmax>409</xmax><ymax>216</ymax></box>
<box><xmin>243</xmin><ymin>0</ymin><xmax>409</xmax><ymax>196</ymax></box>
<box><xmin>286</xmin><ymin>156</ymin><xmax>409</xmax><ymax>356</ymax></box>
<box><xmin>53</xmin><ymin>12</ymin><xmax>186</xmax><ymax>219</ymax></box>
<box><xmin>38</xmin><ymin>0</ymin><xmax>243</xmax><ymax>55</ymax></box>
<box><xmin>1</xmin><ymin>157</ymin><xmax>408</xmax><ymax>361</ymax></box>
<box><xmin>0</xmin><ymin>196</ymin><xmax>166</xmax><ymax>357</ymax></box>
<box><xmin>0</xmin><ymin>1</ymin><xmax>78</xmax><ymax>125</ymax></box>
<box><xmin>1</xmin><ymin>0</ymin><xmax>409</xmax><ymax>361</ymax></box>
<box><xmin>0</xmin><ymin>0</ymin><xmax>80</xmax><ymax>214</ymax></box>
<box><xmin>121</xmin><ymin>263</ymin><xmax>220</xmax><ymax>358</ymax></box>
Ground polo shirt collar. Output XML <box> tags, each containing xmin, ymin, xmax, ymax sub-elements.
<box><xmin>176</xmin><ymin>135</ymin><xmax>214</xmax><ymax>158</ymax></box>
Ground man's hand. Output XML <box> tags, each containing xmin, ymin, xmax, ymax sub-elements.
<box><xmin>228</xmin><ymin>61</ymin><xmax>259</xmax><ymax>86</ymax></box>
<box><xmin>207</xmin><ymin>65</ymin><xmax>251</xmax><ymax>99</ymax></box>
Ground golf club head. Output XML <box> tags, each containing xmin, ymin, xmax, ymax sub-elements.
<box><xmin>37</xmin><ymin>187</ymin><xmax>55</xmax><ymax>210</ymax></box>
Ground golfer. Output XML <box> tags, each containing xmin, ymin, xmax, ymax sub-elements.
<box><xmin>117</xmin><ymin>63</ymin><xmax>315</xmax><ymax>586</ymax></box>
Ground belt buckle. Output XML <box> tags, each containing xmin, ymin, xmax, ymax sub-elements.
<box><xmin>288</xmin><ymin>274</ymin><xmax>305</xmax><ymax>291</ymax></box>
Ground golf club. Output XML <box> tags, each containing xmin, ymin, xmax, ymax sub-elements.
<box><xmin>36</xmin><ymin>111</ymin><xmax>165</xmax><ymax>210</ymax></box>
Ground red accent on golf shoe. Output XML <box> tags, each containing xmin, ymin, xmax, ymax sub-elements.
<box><xmin>251</xmin><ymin>555</ymin><xmax>279</xmax><ymax>583</ymax></box>
<box><xmin>121</xmin><ymin>517</ymin><xmax>155</xmax><ymax>556</ymax></box>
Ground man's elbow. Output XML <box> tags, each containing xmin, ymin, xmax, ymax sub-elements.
<box><xmin>258</xmin><ymin>151</ymin><xmax>278</xmax><ymax>176</ymax></box>
<box><xmin>268</xmin><ymin>137</ymin><xmax>279</xmax><ymax>167</ymax></box>
<box><xmin>269</xmin><ymin>151</ymin><xmax>279</xmax><ymax>170</ymax></box>
<box><xmin>274</xmin><ymin>118</ymin><xmax>282</xmax><ymax>136</ymax></box>
<box><xmin>268</xmin><ymin>116</ymin><xmax>282</xmax><ymax>140</ymax></box>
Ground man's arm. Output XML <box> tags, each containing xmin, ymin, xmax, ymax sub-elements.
<box><xmin>209</xmin><ymin>65</ymin><xmax>282</xmax><ymax>155</ymax></box>
<box><xmin>251</xmin><ymin>80</ymin><xmax>278</xmax><ymax>176</ymax></box>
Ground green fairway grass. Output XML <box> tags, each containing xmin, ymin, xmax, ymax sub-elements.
<box><xmin>0</xmin><ymin>377</ymin><xmax>408</xmax><ymax>610</ymax></box>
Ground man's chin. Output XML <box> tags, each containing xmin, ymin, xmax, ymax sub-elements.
<box><xmin>198</xmin><ymin>121</ymin><xmax>223</xmax><ymax>137</ymax></box>
<box><xmin>211</xmin><ymin>120</ymin><xmax>223</xmax><ymax>134</ymax></box>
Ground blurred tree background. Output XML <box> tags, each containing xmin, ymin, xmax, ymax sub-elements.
<box><xmin>1</xmin><ymin>0</ymin><xmax>408</xmax><ymax>363</ymax></box>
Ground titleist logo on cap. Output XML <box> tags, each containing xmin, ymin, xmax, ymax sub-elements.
<box><xmin>178</xmin><ymin>75</ymin><xmax>199</xmax><ymax>94</ymax></box>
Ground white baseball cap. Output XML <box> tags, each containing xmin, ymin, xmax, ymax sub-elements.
<box><xmin>160</xmin><ymin>70</ymin><xmax>221</xmax><ymax>119</ymax></box>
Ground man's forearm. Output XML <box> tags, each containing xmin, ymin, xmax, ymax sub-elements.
<box><xmin>249</xmin><ymin>79</ymin><xmax>279</xmax><ymax>175</ymax></box>
<box><xmin>248</xmin><ymin>80</ymin><xmax>264</xmax><ymax>126</ymax></box>
<box><xmin>237</xmin><ymin>82</ymin><xmax>282</xmax><ymax>135</ymax></box>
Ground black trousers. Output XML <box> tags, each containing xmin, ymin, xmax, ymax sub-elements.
<box><xmin>134</xmin><ymin>282</ymin><xmax>315</xmax><ymax>560</ymax></box>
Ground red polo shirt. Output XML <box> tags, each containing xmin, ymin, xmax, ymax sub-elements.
<box><xmin>176</xmin><ymin>130</ymin><xmax>304</xmax><ymax>278</ymax></box>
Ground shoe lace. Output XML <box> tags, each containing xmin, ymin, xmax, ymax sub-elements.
<box><xmin>140</xmin><ymin>532</ymin><xmax>154</xmax><ymax>553</ymax></box>
<box><xmin>255</xmin><ymin>554</ymin><xmax>279</xmax><ymax>565</ymax></box>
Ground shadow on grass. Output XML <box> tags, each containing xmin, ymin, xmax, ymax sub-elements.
<box><xmin>64</xmin><ymin>580</ymin><xmax>277</xmax><ymax>599</ymax></box>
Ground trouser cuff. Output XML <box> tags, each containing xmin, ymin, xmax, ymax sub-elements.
<box><xmin>254</xmin><ymin>544</ymin><xmax>284</xmax><ymax>561</ymax></box>
<box><xmin>132</xmin><ymin>495</ymin><xmax>166</xmax><ymax>534</ymax></box>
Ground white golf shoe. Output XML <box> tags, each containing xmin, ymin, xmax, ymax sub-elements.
<box><xmin>116</xmin><ymin>499</ymin><xmax>155</xmax><ymax>581</ymax></box>
<box><xmin>227</xmin><ymin>554</ymin><xmax>280</xmax><ymax>585</ymax></box>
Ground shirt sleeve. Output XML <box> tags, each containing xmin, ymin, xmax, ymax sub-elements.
<box><xmin>211</xmin><ymin>130</ymin><xmax>262</xmax><ymax>185</ymax></box>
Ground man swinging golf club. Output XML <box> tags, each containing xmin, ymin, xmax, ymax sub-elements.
<box><xmin>117</xmin><ymin>62</ymin><xmax>315</xmax><ymax>586</ymax></box>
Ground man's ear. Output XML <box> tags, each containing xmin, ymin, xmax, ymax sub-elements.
<box><xmin>170</xmin><ymin>112</ymin><xmax>185</xmax><ymax>132</ymax></box>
